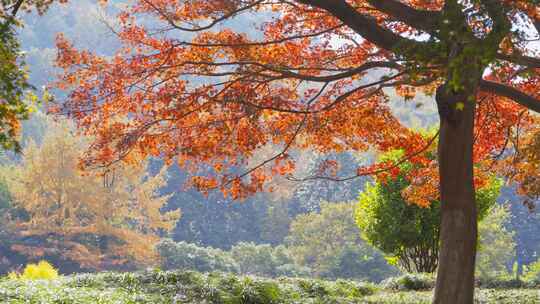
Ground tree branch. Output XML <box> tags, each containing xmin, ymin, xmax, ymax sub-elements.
<box><xmin>479</xmin><ymin>80</ymin><xmax>540</xmax><ymax>113</ymax></box>
<box><xmin>11</xmin><ymin>0</ymin><xmax>25</xmax><ymax>17</ymax></box>
<box><xmin>496</xmin><ymin>53</ymin><xmax>540</xmax><ymax>69</ymax></box>
<box><xmin>141</xmin><ymin>0</ymin><xmax>264</xmax><ymax>32</ymax></box>
<box><xmin>367</xmin><ymin>0</ymin><xmax>441</xmax><ymax>33</ymax></box>
<box><xmin>296</xmin><ymin>0</ymin><xmax>426</xmax><ymax>51</ymax></box>
<box><xmin>289</xmin><ymin>129</ymin><xmax>440</xmax><ymax>182</ymax></box>
<box><xmin>260</xmin><ymin>60</ymin><xmax>401</xmax><ymax>82</ymax></box>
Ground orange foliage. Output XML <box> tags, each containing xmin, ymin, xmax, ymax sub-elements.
<box><xmin>497</xmin><ymin>117</ymin><xmax>540</xmax><ymax>202</ymax></box>
<box><xmin>53</xmin><ymin>1</ymin><xmax>539</xmax><ymax>206</ymax></box>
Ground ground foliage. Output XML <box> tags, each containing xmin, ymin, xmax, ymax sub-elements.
<box><xmin>0</xmin><ymin>270</ymin><xmax>538</xmax><ymax>304</ymax></box>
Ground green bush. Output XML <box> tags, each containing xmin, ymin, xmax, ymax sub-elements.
<box><xmin>275</xmin><ymin>263</ymin><xmax>312</xmax><ymax>278</ymax></box>
<box><xmin>381</xmin><ymin>273</ymin><xmax>435</xmax><ymax>291</ymax></box>
<box><xmin>476</xmin><ymin>277</ymin><xmax>530</xmax><ymax>289</ymax></box>
<box><xmin>240</xmin><ymin>278</ymin><xmax>283</xmax><ymax>304</ymax></box>
<box><xmin>476</xmin><ymin>205</ymin><xmax>516</xmax><ymax>281</ymax></box>
<box><xmin>523</xmin><ymin>259</ymin><xmax>540</xmax><ymax>283</ymax></box>
<box><xmin>156</xmin><ymin>239</ymin><xmax>240</xmax><ymax>274</ymax></box>
<box><xmin>231</xmin><ymin>242</ymin><xmax>310</xmax><ymax>278</ymax></box>
<box><xmin>231</xmin><ymin>242</ymin><xmax>279</xmax><ymax>276</ymax></box>
<box><xmin>158</xmin><ymin>239</ymin><xmax>311</xmax><ymax>279</ymax></box>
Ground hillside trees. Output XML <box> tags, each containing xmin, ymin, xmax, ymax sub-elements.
<box><xmin>476</xmin><ymin>205</ymin><xmax>516</xmax><ymax>281</ymax></box>
<box><xmin>503</xmin><ymin>186</ymin><xmax>540</xmax><ymax>279</ymax></box>
<box><xmin>3</xmin><ymin>120</ymin><xmax>179</xmax><ymax>271</ymax></box>
<box><xmin>286</xmin><ymin>202</ymin><xmax>396</xmax><ymax>282</ymax></box>
<box><xmin>162</xmin><ymin>163</ymin><xmax>269</xmax><ymax>249</ymax></box>
<box><xmin>54</xmin><ymin>1</ymin><xmax>540</xmax><ymax>303</ymax></box>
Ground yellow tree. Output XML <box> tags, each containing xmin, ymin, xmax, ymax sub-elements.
<box><xmin>4</xmin><ymin>119</ymin><xmax>179</xmax><ymax>270</ymax></box>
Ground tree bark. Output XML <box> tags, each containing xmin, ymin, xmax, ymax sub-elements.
<box><xmin>433</xmin><ymin>85</ymin><xmax>478</xmax><ymax>304</ymax></box>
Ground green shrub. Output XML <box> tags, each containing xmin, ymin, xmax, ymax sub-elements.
<box><xmin>477</xmin><ymin>277</ymin><xmax>529</xmax><ymax>289</ymax></box>
<box><xmin>158</xmin><ymin>239</ymin><xmax>311</xmax><ymax>279</ymax></box>
<box><xmin>476</xmin><ymin>205</ymin><xmax>515</xmax><ymax>282</ymax></box>
<box><xmin>231</xmin><ymin>242</ymin><xmax>308</xmax><ymax>278</ymax></box>
<box><xmin>331</xmin><ymin>279</ymin><xmax>377</xmax><ymax>297</ymax></box>
<box><xmin>356</xmin><ymin>164</ymin><xmax>500</xmax><ymax>274</ymax></box>
<box><xmin>523</xmin><ymin>259</ymin><xmax>540</xmax><ymax>283</ymax></box>
<box><xmin>241</xmin><ymin>278</ymin><xmax>283</xmax><ymax>304</ymax></box>
<box><xmin>157</xmin><ymin>239</ymin><xmax>239</xmax><ymax>274</ymax></box>
<box><xmin>296</xmin><ymin>278</ymin><xmax>330</xmax><ymax>298</ymax></box>
<box><xmin>275</xmin><ymin>263</ymin><xmax>312</xmax><ymax>277</ymax></box>
<box><xmin>381</xmin><ymin>273</ymin><xmax>435</xmax><ymax>291</ymax></box>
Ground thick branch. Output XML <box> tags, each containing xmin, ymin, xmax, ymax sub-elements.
<box><xmin>165</xmin><ymin>60</ymin><xmax>400</xmax><ymax>82</ymax></box>
<box><xmin>367</xmin><ymin>0</ymin><xmax>441</xmax><ymax>33</ymax></box>
<box><xmin>289</xmin><ymin>129</ymin><xmax>440</xmax><ymax>182</ymax></box>
<box><xmin>296</xmin><ymin>0</ymin><xmax>425</xmax><ymax>51</ymax></box>
<box><xmin>11</xmin><ymin>0</ymin><xmax>25</xmax><ymax>17</ymax></box>
<box><xmin>496</xmin><ymin>53</ymin><xmax>540</xmax><ymax>69</ymax></box>
<box><xmin>479</xmin><ymin>80</ymin><xmax>540</xmax><ymax>113</ymax></box>
<box><xmin>262</xmin><ymin>61</ymin><xmax>400</xmax><ymax>82</ymax></box>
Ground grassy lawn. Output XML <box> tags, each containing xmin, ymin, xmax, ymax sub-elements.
<box><xmin>0</xmin><ymin>270</ymin><xmax>537</xmax><ymax>303</ymax></box>
<box><xmin>363</xmin><ymin>289</ymin><xmax>539</xmax><ymax>304</ymax></box>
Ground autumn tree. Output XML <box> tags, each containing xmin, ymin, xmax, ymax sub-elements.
<box><xmin>3</xmin><ymin>119</ymin><xmax>179</xmax><ymax>271</ymax></box>
<box><xmin>54</xmin><ymin>1</ymin><xmax>540</xmax><ymax>303</ymax></box>
<box><xmin>499</xmin><ymin>117</ymin><xmax>540</xmax><ymax>203</ymax></box>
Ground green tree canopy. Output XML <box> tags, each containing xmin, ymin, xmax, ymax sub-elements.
<box><xmin>0</xmin><ymin>16</ymin><xmax>31</xmax><ymax>151</ymax></box>
<box><xmin>286</xmin><ymin>201</ymin><xmax>396</xmax><ymax>282</ymax></box>
<box><xmin>0</xmin><ymin>0</ymin><xmax>68</xmax><ymax>151</ymax></box>
<box><xmin>355</xmin><ymin>150</ymin><xmax>501</xmax><ymax>273</ymax></box>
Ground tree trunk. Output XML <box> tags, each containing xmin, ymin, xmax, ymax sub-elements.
<box><xmin>433</xmin><ymin>85</ymin><xmax>478</xmax><ymax>304</ymax></box>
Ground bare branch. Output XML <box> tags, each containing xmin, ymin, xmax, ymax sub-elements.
<box><xmin>289</xmin><ymin>129</ymin><xmax>440</xmax><ymax>182</ymax></box>
<box><xmin>142</xmin><ymin>0</ymin><xmax>264</xmax><ymax>32</ymax></box>
<box><xmin>252</xmin><ymin>60</ymin><xmax>401</xmax><ymax>82</ymax></box>
<box><xmin>367</xmin><ymin>0</ymin><xmax>441</xmax><ymax>33</ymax></box>
<box><xmin>479</xmin><ymin>80</ymin><xmax>540</xmax><ymax>113</ymax></box>
<box><xmin>496</xmin><ymin>53</ymin><xmax>540</xmax><ymax>69</ymax></box>
<box><xmin>295</xmin><ymin>0</ymin><xmax>426</xmax><ymax>51</ymax></box>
